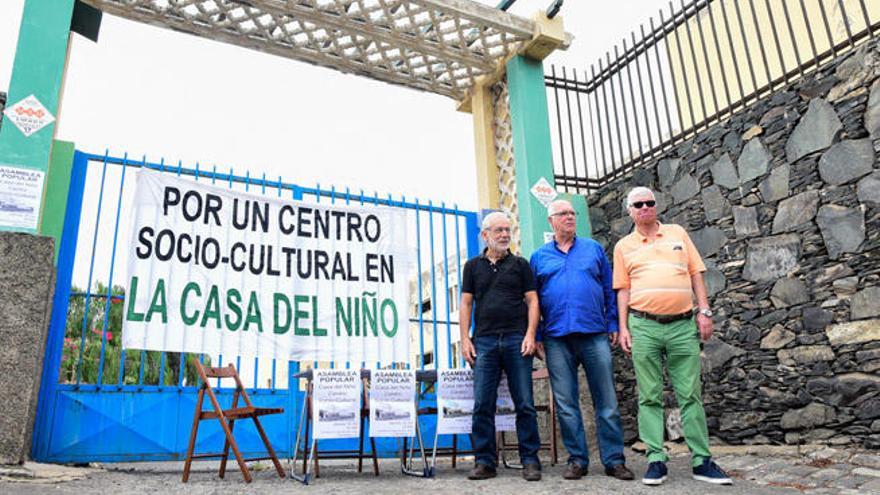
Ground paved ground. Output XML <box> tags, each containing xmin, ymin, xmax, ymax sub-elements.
<box><xmin>1</xmin><ymin>444</ymin><xmax>879</xmax><ymax>494</ymax></box>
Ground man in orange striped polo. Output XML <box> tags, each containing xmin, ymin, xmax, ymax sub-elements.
<box><xmin>612</xmin><ymin>186</ymin><xmax>731</xmax><ymax>486</ymax></box>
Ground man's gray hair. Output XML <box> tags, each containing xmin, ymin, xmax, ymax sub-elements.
<box><xmin>547</xmin><ymin>199</ymin><xmax>572</xmax><ymax>217</ymax></box>
<box><xmin>481</xmin><ymin>211</ymin><xmax>509</xmax><ymax>231</ymax></box>
<box><xmin>625</xmin><ymin>186</ymin><xmax>656</xmax><ymax>208</ymax></box>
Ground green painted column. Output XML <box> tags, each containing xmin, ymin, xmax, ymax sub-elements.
<box><xmin>40</xmin><ymin>140</ymin><xmax>75</xmax><ymax>261</ymax></box>
<box><xmin>0</xmin><ymin>0</ymin><xmax>77</xmax><ymax>234</ymax></box>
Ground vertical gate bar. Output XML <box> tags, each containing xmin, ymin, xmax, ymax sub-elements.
<box><xmin>667</xmin><ymin>6</ymin><xmax>697</xmax><ymax>134</ymax></box>
<box><xmin>837</xmin><ymin>0</ymin><xmax>855</xmax><ymax>49</ymax></box>
<box><xmin>440</xmin><ymin>203</ymin><xmax>452</xmax><ymax>369</ymax></box>
<box><xmin>313</xmin><ymin>183</ymin><xmax>322</xmax><ymax>373</ymax></box>
<box><xmin>719</xmin><ymin>0</ymin><xmax>747</xmax><ymax>108</ymax></box>
<box><xmin>97</xmin><ymin>152</ymin><xmax>131</xmax><ymax>387</ymax></box>
<box><xmin>591</xmin><ymin>65</ymin><xmax>610</xmax><ymax>179</ymax></box>
<box><xmin>763</xmin><ymin>0</ymin><xmax>789</xmax><ymax>85</ymax></box>
<box><xmin>747</xmin><ymin>0</ymin><xmax>774</xmax><ymax>94</ymax></box>
<box><xmin>453</xmin><ymin>206</ymin><xmax>463</xmax><ymax>368</ymax></box>
<box><xmin>614</xmin><ymin>45</ymin><xmax>636</xmax><ymax>162</ymax></box>
<box><xmin>427</xmin><ymin>200</ymin><xmax>439</xmax><ymax>370</ymax></box>
<box><xmin>693</xmin><ymin>0</ymin><xmax>721</xmax><ymax>119</ymax></box>
<box><xmin>679</xmin><ymin>0</ymin><xmax>709</xmax><ymax>128</ymax></box>
<box><xmin>858</xmin><ymin>0</ymin><xmax>873</xmax><ymax>37</ymax></box>
<box><xmin>641</xmin><ymin>24</ymin><xmax>666</xmax><ymax>152</ymax></box>
<box><xmin>374</xmin><ymin>190</ymin><xmax>382</xmax><ymax>370</ymax></box>
<box><xmin>572</xmin><ymin>70</ymin><xmax>591</xmax><ymax>188</ymax></box>
<box><xmin>562</xmin><ymin>67</ymin><xmax>578</xmax><ymax>190</ymax></box>
<box><xmin>631</xmin><ymin>33</ymin><xmax>654</xmax><ymax>152</ymax></box>
<box><xmin>344</xmin><ymin>186</ymin><xmax>353</xmax><ymax>370</ymax></box>
<box><xmin>583</xmin><ymin>69</ymin><xmax>600</xmax><ymax>184</ymax></box>
<box><xmin>817</xmin><ymin>0</ymin><xmax>838</xmax><ymax>58</ymax></box>
<box><xmin>415</xmin><ymin>198</ymin><xmax>425</xmax><ymax>370</ymax></box>
<box><xmin>608</xmin><ymin>52</ymin><xmax>630</xmax><ymax>169</ymax></box>
<box><xmin>75</xmin><ymin>151</ymin><xmax>110</xmax><ymax>385</ymax></box>
<box><xmin>551</xmin><ymin>65</ymin><xmax>568</xmax><ymax>192</ymax></box>
<box><xmin>622</xmin><ymin>40</ymin><xmax>644</xmax><ymax>158</ymax></box>
<box><xmin>780</xmin><ymin>1</ymin><xmax>804</xmax><ymax>78</ymax></box>
<box><xmin>707</xmin><ymin>0</ymin><xmax>734</xmax><ymax>113</ymax></box>
<box><xmin>652</xmin><ymin>15</ymin><xmax>681</xmax><ymax>137</ymax></box>
<box><xmin>32</xmin><ymin>149</ymin><xmax>90</xmax><ymax>460</ymax></box>
<box><xmin>605</xmin><ymin>54</ymin><xmax>625</xmax><ymax>172</ymax></box>
<box><xmin>798</xmin><ymin>0</ymin><xmax>820</xmax><ymax>63</ymax></box>
<box><xmin>733</xmin><ymin>0</ymin><xmax>760</xmax><ymax>102</ymax></box>
<box><xmin>125</xmin><ymin>157</ymin><xmax>156</xmax><ymax>387</ymax></box>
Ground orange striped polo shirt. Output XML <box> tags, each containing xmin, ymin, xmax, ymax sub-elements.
<box><xmin>612</xmin><ymin>223</ymin><xmax>705</xmax><ymax>315</ymax></box>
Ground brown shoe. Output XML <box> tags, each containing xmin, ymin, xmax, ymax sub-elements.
<box><xmin>605</xmin><ymin>464</ymin><xmax>635</xmax><ymax>481</ymax></box>
<box><xmin>468</xmin><ymin>464</ymin><xmax>497</xmax><ymax>480</ymax></box>
<box><xmin>562</xmin><ymin>462</ymin><xmax>588</xmax><ymax>480</ymax></box>
<box><xmin>522</xmin><ymin>463</ymin><xmax>542</xmax><ymax>481</ymax></box>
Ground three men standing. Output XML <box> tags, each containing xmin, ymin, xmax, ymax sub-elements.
<box><xmin>613</xmin><ymin>186</ymin><xmax>731</xmax><ymax>485</ymax></box>
<box><xmin>530</xmin><ymin>199</ymin><xmax>634</xmax><ymax>481</ymax></box>
<box><xmin>460</xmin><ymin>212</ymin><xmax>542</xmax><ymax>481</ymax></box>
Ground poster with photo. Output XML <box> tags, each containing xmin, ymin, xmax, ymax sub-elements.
<box><xmin>437</xmin><ymin>369</ymin><xmax>474</xmax><ymax>434</ymax></box>
<box><xmin>495</xmin><ymin>374</ymin><xmax>516</xmax><ymax>432</ymax></box>
<box><xmin>369</xmin><ymin>369</ymin><xmax>416</xmax><ymax>438</ymax></box>
<box><xmin>312</xmin><ymin>369</ymin><xmax>361</xmax><ymax>439</ymax></box>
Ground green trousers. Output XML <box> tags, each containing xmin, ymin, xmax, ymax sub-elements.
<box><xmin>629</xmin><ymin>315</ymin><xmax>712</xmax><ymax>467</ymax></box>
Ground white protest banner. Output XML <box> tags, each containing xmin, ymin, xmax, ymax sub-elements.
<box><xmin>369</xmin><ymin>370</ymin><xmax>416</xmax><ymax>438</ymax></box>
<box><xmin>313</xmin><ymin>369</ymin><xmax>361</xmax><ymax>439</ymax></box>
<box><xmin>495</xmin><ymin>375</ymin><xmax>516</xmax><ymax>432</ymax></box>
<box><xmin>437</xmin><ymin>369</ymin><xmax>474</xmax><ymax>434</ymax></box>
<box><xmin>121</xmin><ymin>171</ymin><xmax>409</xmax><ymax>364</ymax></box>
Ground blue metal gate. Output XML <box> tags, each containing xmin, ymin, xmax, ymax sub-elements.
<box><xmin>31</xmin><ymin>150</ymin><xmax>480</xmax><ymax>463</ymax></box>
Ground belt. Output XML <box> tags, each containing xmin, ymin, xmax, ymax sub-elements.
<box><xmin>629</xmin><ymin>309</ymin><xmax>693</xmax><ymax>324</ymax></box>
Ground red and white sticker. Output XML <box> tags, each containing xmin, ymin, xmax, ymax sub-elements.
<box><xmin>530</xmin><ymin>177</ymin><xmax>558</xmax><ymax>207</ymax></box>
<box><xmin>3</xmin><ymin>94</ymin><xmax>55</xmax><ymax>138</ymax></box>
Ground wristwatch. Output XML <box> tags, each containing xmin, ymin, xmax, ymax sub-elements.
<box><xmin>698</xmin><ymin>308</ymin><xmax>713</xmax><ymax>317</ymax></box>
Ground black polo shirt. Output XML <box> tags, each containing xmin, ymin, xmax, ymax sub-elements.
<box><xmin>461</xmin><ymin>249</ymin><xmax>536</xmax><ymax>336</ymax></box>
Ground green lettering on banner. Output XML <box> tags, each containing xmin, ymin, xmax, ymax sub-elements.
<box><xmin>274</xmin><ymin>293</ymin><xmax>291</xmax><ymax>335</ymax></box>
<box><xmin>201</xmin><ymin>285</ymin><xmax>221</xmax><ymax>329</ymax></box>
<box><xmin>225</xmin><ymin>289</ymin><xmax>242</xmax><ymax>331</ymax></box>
<box><xmin>294</xmin><ymin>295</ymin><xmax>309</xmax><ymax>336</ymax></box>
<box><xmin>336</xmin><ymin>297</ymin><xmax>352</xmax><ymax>337</ymax></box>
<box><xmin>146</xmin><ymin>279</ymin><xmax>168</xmax><ymax>323</ymax></box>
<box><xmin>126</xmin><ymin>276</ymin><xmax>144</xmax><ymax>322</ymax></box>
<box><xmin>362</xmin><ymin>293</ymin><xmax>378</xmax><ymax>337</ymax></box>
<box><xmin>311</xmin><ymin>296</ymin><xmax>327</xmax><ymax>336</ymax></box>
<box><xmin>380</xmin><ymin>299</ymin><xmax>399</xmax><ymax>337</ymax></box>
<box><xmin>180</xmin><ymin>282</ymin><xmax>201</xmax><ymax>325</ymax></box>
<box><xmin>244</xmin><ymin>292</ymin><xmax>263</xmax><ymax>332</ymax></box>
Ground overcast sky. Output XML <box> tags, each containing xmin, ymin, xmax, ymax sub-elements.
<box><xmin>0</xmin><ymin>0</ymin><xmax>673</xmax><ymax>212</ymax></box>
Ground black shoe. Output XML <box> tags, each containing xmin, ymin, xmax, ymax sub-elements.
<box><xmin>604</xmin><ymin>463</ymin><xmax>635</xmax><ymax>481</ymax></box>
<box><xmin>562</xmin><ymin>462</ymin><xmax>588</xmax><ymax>480</ymax></box>
<box><xmin>468</xmin><ymin>464</ymin><xmax>497</xmax><ymax>480</ymax></box>
<box><xmin>522</xmin><ymin>463</ymin><xmax>542</xmax><ymax>481</ymax></box>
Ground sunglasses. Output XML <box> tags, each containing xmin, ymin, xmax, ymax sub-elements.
<box><xmin>631</xmin><ymin>200</ymin><xmax>656</xmax><ymax>209</ymax></box>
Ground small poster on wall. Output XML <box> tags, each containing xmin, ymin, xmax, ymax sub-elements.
<box><xmin>369</xmin><ymin>369</ymin><xmax>416</xmax><ymax>438</ymax></box>
<box><xmin>312</xmin><ymin>369</ymin><xmax>361</xmax><ymax>439</ymax></box>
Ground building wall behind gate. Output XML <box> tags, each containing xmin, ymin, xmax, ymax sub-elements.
<box><xmin>590</xmin><ymin>40</ymin><xmax>880</xmax><ymax>448</ymax></box>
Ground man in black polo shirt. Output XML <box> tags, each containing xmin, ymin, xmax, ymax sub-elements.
<box><xmin>460</xmin><ymin>211</ymin><xmax>541</xmax><ymax>481</ymax></box>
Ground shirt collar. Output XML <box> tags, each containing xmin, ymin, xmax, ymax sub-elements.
<box><xmin>553</xmin><ymin>235</ymin><xmax>578</xmax><ymax>253</ymax></box>
<box><xmin>634</xmin><ymin>221</ymin><xmax>664</xmax><ymax>243</ymax></box>
<box><xmin>481</xmin><ymin>248</ymin><xmax>512</xmax><ymax>261</ymax></box>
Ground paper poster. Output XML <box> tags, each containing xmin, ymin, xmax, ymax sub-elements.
<box><xmin>312</xmin><ymin>369</ymin><xmax>361</xmax><ymax>439</ymax></box>
<box><xmin>3</xmin><ymin>94</ymin><xmax>55</xmax><ymax>137</ymax></box>
<box><xmin>437</xmin><ymin>369</ymin><xmax>474</xmax><ymax>434</ymax></box>
<box><xmin>0</xmin><ymin>165</ymin><xmax>44</xmax><ymax>230</ymax></box>
<box><xmin>530</xmin><ymin>177</ymin><xmax>558</xmax><ymax>207</ymax></box>
<box><xmin>369</xmin><ymin>369</ymin><xmax>416</xmax><ymax>438</ymax></box>
<box><xmin>495</xmin><ymin>374</ymin><xmax>516</xmax><ymax>432</ymax></box>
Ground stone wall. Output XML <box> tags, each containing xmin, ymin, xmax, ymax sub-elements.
<box><xmin>0</xmin><ymin>233</ymin><xmax>55</xmax><ymax>464</ymax></box>
<box><xmin>590</xmin><ymin>42</ymin><xmax>880</xmax><ymax>449</ymax></box>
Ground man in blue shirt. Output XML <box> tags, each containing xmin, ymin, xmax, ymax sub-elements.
<box><xmin>530</xmin><ymin>199</ymin><xmax>633</xmax><ymax>482</ymax></box>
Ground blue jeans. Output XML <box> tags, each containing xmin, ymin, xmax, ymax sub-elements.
<box><xmin>544</xmin><ymin>332</ymin><xmax>626</xmax><ymax>469</ymax></box>
<box><xmin>472</xmin><ymin>332</ymin><xmax>541</xmax><ymax>468</ymax></box>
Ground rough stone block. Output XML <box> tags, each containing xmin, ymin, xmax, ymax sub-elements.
<box><xmin>0</xmin><ymin>232</ymin><xmax>55</xmax><ymax>464</ymax></box>
<box><xmin>866</xmin><ymin>78</ymin><xmax>880</xmax><ymax>138</ymax></box>
<box><xmin>657</xmin><ymin>158</ymin><xmax>681</xmax><ymax>189</ymax></box>
<box><xmin>761</xmin><ymin>325</ymin><xmax>796</xmax><ymax>349</ymax></box>
<box><xmin>671</xmin><ymin>173</ymin><xmax>700</xmax><ymax>204</ymax></box>
<box><xmin>816</xmin><ymin>204</ymin><xmax>866</xmax><ymax>260</ymax></box>
<box><xmin>786</xmin><ymin>98</ymin><xmax>842</xmax><ymax>163</ymax></box>
<box><xmin>858</xmin><ymin>171</ymin><xmax>880</xmax><ymax>204</ymax></box>
<box><xmin>690</xmin><ymin>227</ymin><xmax>728</xmax><ymax>257</ymax></box>
<box><xmin>851</xmin><ymin>287</ymin><xmax>880</xmax><ymax>320</ymax></box>
<box><xmin>772</xmin><ymin>190</ymin><xmax>820</xmax><ymax>234</ymax></box>
<box><xmin>758</xmin><ymin>164</ymin><xmax>790</xmax><ymax>203</ymax></box>
<box><xmin>733</xmin><ymin>206</ymin><xmax>760</xmax><ymax>237</ymax></box>
<box><xmin>781</xmin><ymin>402</ymin><xmax>837</xmax><ymax>429</ymax></box>
<box><xmin>743</xmin><ymin>234</ymin><xmax>801</xmax><ymax>282</ymax></box>
<box><xmin>701</xmin><ymin>185</ymin><xmax>731</xmax><ymax>222</ymax></box>
<box><xmin>710</xmin><ymin>153</ymin><xmax>739</xmax><ymax>189</ymax></box>
<box><xmin>826</xmin><ymin>319</ymin><xmax>880</xmax><ymax>346</ymax></box>
<box><xmin>737</xmin><ymin>138</ymin><xmax>771</xmax><ymax>184</ymax></box>
<box><xmin>770</xmin><ymin>278</ymin><xmax>810</xmax><ymax>308</ymax></box>
<box><xmin>818</xmin><ymin>139</ymin><xmax>875</xmax><ymax>186</ymax></box>
<box><xmin>778</xmin><ymin>345</ymin><xmax>835</xmax><ymax>365</ymax></box>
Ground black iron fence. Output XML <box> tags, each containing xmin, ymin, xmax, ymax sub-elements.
<box><xmin>547</xmin><ymin>0</ymin><xmax>880</xmax><ymax>195</ymax></box>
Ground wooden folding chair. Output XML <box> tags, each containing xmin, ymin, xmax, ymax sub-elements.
<box><xmin>182</xmin><ymin>362</ymin><xmax>286</xmax><ymax>483</ymax></box>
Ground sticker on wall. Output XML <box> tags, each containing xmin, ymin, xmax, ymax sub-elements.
<box><xmin>530</xmin><ymin>177</ymin><xmax>557</xmax><ymax>207</ymax></box>
<box><xmin>3</xmin><ymin>95</ymin><xmax>56</xmax><ymax>137</ymax></box>
<box><xmin>543</xmin><ymin>231</ymin><xmax>555</xmax><ymax>244</ymax></box>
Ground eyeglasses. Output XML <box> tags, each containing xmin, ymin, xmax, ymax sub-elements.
<box><xmin>550</xmin><ymin>210</ymin><xmax>577</xmax><ymax>218</ymax></box>
<box><xmin>630</xmin><ymin>200</ymin><xmax>656</xmax><ymax>209</ymax></box>
<box><xmin>489</xmin><ymin>227</ymin><xmax>511</xmax><ymax>234</ymax></box>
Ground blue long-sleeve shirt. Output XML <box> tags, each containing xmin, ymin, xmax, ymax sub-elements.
<box><xmin>530</xmin><ymin>237</ymin><xmax>619</xmax><ymax>339</ymax></box>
